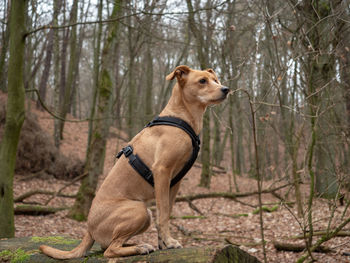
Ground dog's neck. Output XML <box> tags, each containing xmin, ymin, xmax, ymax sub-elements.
<box><xmin>160</xmin><ymin>83</ymin><xmax>206</xmax><ymax>135</ymax></box>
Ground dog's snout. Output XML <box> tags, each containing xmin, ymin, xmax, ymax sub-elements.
<box><xmin>221</xmin><ymin>86</ymin><xmax>230</xmax><ymax>95</ymax></box>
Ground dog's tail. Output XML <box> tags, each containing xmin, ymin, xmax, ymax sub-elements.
<box><xmin>39</xmin><ymin>232</ymin><xmax>94</xmax><ymax>259</ymax></box>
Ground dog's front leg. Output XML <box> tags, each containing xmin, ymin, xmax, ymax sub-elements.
<box><xmin>153</xmin><ymin>165</ymin><xmax>182</xmax><ymax>250</ymax></box>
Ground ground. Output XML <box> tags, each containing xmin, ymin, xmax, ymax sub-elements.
<box><xmin>12</xmin><ymin>101</ymin><xmax>350</xmax><ymax>263</ymax></box>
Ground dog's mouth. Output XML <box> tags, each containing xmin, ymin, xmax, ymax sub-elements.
<box><xmin>209</xmin><ymin>94</ymin><xmax>228</xmax><ymax>104</ymax></box>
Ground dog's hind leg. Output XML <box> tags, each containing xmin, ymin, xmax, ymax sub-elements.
<box><xmin>103</xmin><ymin>200</ymin><xmax>155</xmax><ymax>258</ymax></box>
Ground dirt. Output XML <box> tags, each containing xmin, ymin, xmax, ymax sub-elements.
<box><xmin>11</xmin><ymin>99</ymin><xmax>350</xmax><ymax>263</ymax></box>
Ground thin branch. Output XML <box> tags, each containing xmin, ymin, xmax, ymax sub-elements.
<box><xmin>24</xmin><ymin>2</ymin><xmax>229</xmax><ymax>37</ymax></box>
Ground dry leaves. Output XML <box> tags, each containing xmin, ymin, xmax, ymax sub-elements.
<box><xmin>13</xmin><ymin>102</ymin><xmax>350</xmax><ymax>263</ymax></box>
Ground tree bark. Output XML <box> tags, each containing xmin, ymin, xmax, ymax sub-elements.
<box><xmin>0</xmin><ymin>0</ymin><xmax>27</xmax><ymax>238</ymax></box>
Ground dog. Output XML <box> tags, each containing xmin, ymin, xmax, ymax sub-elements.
<box><xmin>39</xmin><ymin>65</ymin><xmax>229</xmax><ymax>259</ymax></box>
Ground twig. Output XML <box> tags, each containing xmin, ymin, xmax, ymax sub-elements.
<box><xmin>44</xmin><ymin>172</ymin><xmax>87</xmax><ymax>205</ymax></box>
<box><xmin>185</xmin><ymin>199</ymin><xmax>204</xmax><ymax>215</ymax></box>
<box><xmin>171</xmin><ymin>222</ymin><xmax>198</xmax><ymax>237</ymax></box>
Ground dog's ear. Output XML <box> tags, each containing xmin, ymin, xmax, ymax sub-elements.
<box><xmin>166</xmin><ymin>65</ymin><xmax>191</xmax><ymax>81</ymax></box>
<box><xmin>206</xmin><ymin>68</ymin><xmax>217</xmax><ymax>78</ymax></box>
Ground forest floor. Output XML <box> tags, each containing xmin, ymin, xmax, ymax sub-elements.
<box><xmin>12</xmin><ymin>101</ymin><xmax>350</xmax><ymax>263</ymax></box>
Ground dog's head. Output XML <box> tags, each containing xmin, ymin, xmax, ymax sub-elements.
<box><xmin>166</xmin><ymin>65</ymin><xmax>229</xmax><ymax>106</ymax></box>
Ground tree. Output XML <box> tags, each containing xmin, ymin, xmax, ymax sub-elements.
<box><xmin>0</xmin><ymin>0</ymin><xmax>10</xmax><ymax>92</ymax></box>
<box><xmin>186</xmin><ymin>0</ymin><xmax>211</xmax><ymax>188</ymax></box>
<box><xmin>53</xmin><ymin>0</ymin><xmax>62</xmax><ymax>148</ymax></box>
<box><xmin>36</xmin><ymin>1</ymin><xmax>63</xmax><ymax>110</ymax></box>
<box><xmin>68</xmin><ymin>0</ymin><xmax>123</xmax><ymax>221</ymax></box>
<box><xmin>0</xmin><ymin>0</ymin><xmax>27</xmax><ymax>238</ymax></box>
<box><xmin>57</xmin><ymin>0</ymin><xmax>79</xmax><ymax>140</ymax></box>
<box><xmin>336</xmin><ymin>0</ymin><xmax>350</xmax><ymax>184</ymax></box>
<box><xmin>298</xmin><ymin>0</ymin><xmax>340</xmax><ymax>198</ymax></box>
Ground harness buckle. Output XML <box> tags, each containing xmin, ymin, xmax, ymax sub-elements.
<box><xmin>123</xmin><ymin>145</ymin><xmax>133</xmax><ymax>157</ymax></box>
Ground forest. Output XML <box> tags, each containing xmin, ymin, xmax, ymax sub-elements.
<box><xmin>0</xmin><ymin>0</ymin><xmax>350</xmax><ymax>262</ymax></box>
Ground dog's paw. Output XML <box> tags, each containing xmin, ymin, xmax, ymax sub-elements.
<box><xmin>158</xmin><ymin>237</ymin><xmax>183</xmax><ymax>250</ymax></box>
<box><xmin>136</xmin><ymin>243</ymin><xmax>156</xmax><ymax>255</ymax></box>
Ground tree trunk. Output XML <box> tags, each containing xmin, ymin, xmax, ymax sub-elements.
<box><xmin>302</xmin><ymin>0</ymin><xmax>339</xmax><ymax>199</ymax></box>
<box><xmin>52</xmin><ymin>0</ymin><xmax>61</xmax><ymax>148</ymax></box>
<box><xmin>87</xmin><ymin>0</ymin><xmax>103</xmax><ymax>150</ymax></box>
<box><xmin>0</xmin><ymin>1</ymin><xmax>10</xmax><ymax>92</ymax></box>
<box><xmin>336</xmin><ymin>1</ymin><xmax>350</xmax><ymax>189</ymax></box>
<box><xmin>36</xmin><ymin>29</ymin><xmax>54</xmax><ymax>110</ymax></box>
<box><xmin>144</xmin><ymin>43</ymin><xmax>153</xmax><ymax>122</ymax></box>
<box><xmin>0</xmin><ymin>0</ymin><xmax>27</xmax><ymax>238</ymax></box>
<box><xmin>68</xmin><ymin>0</ymin><xmax>123</xmax><ymax>221</ymax></box>
<box><xmin>57</xmin><ymin>0</ymin><xmax>79</xmax><ymax>139</ymax></box>
<box><xmin>186</xmin><ymin>0</ymin><xmax>212</xmax><ymax>188</ymax></box>
<box><xmin>229</xmin><ymin>95</ymin><xmax>239</xmax><ymax>193</ymax></box>
<box><xmin>200</xmin><ymin>112</ymin><xmax>211</xmax><ymax>188</ymax></box>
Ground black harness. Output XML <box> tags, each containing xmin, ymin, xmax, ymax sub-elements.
<box><xmin>116</xmin><ymin>116</ymin><xmax>200</xmax><ymax>188</ymax></box>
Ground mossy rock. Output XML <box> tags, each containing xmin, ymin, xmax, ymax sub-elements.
<box><xmin>0</xmin><ymin>236</ymin><xmax>260</xmax><ymax>262</ymax></box>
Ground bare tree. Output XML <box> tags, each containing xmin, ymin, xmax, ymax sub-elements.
<box><xmin>68</xmin><ymin>0</ymin><xmax>123</xmax><ymax>220</ymax></box>
<box><xmin>0</xmin><ymin>0</ymin><xmax>27</xmax><ymax>238</ymax></box>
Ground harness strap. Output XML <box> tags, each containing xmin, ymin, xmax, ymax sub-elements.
<box><xmin>116</xmin><ymin>145</ymin><xmax>154</xmax><ymax>185</ymax></box>
<box><xmin>116</xmin><ymin>116</ymin><xmax>200</xmax><ymax>188</ymax></box>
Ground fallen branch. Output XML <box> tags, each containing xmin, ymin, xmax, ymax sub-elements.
<box><xmin>14</xmin><ymin>204</ymin><xmax>67</xmax><ymax>215</ymax></box>
<box><xmin>44</xmin><ymin>172</ymin><xmax>87</xmax><ymax>205</ymax></box>
<box><xmin>292</xmin><ymin>230</ymin><xmax>350</xmax><ymax>239</ymax></box>
<box><xmin>174</xmin><ymin>183</ymin><xmax>292</xmax><ymax>203</ymax></box>
<box><xmin>297</xmin><ymin>217</ymin><xmax>350</xmax><ymax>262</ymax></box>
<box><xmin>14</xmin><ymin>190</ymin><xmax>75</xmax><ymax>203</ymax></box>
<box><xmin>226</xmin><ymin>238</ymin><xmax>262</xmax><ymax>247</ymax></box>
<box><xmin>193</xmin><ymin>163</ymin><xmax>226</xmax><ymax>174</ymax></box>
<box><xmin>273</xmin><ymin>240</ymin><xmax>333</xmax><ymax>253</ymax></box>
<box><xmin>214</xmin><ymin>212</ymin><xmax>249</xmax><ymax>219</ymax></box>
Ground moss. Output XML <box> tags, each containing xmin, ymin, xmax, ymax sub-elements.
<box><xmin>180</xmin><ymin>215</ymin><xmax>207</xmax><ymax>219</ymax></box>
<box><xmin>31</xmin><ymin>236</ymin><xmax>77</xmax><ymax>245</ymax></box>
<box><xmin>0</xmin><ymin>248</ymin><xmax>31</xmax><ymax>263</ymax></box>
<box><xmin>0</xmin><ymin>249</ymin><xmax>12</xmax><ymax>259</ymax></box>
<box><xmin>252</xmin><ymin>205</ymin><xmax>279</xmax><ymax>215</ymax></box>
<box><xmin>71</xmin><ymin>212</ymin><xmax>87</xmax><ymax>222</ymax></box>
<box><xmin>234</xmin><ymin>213</ymin><xmax>249</xmax><ymax>218</ymax></box>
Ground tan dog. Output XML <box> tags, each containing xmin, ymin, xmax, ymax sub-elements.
<box><xmin>39</xmin><ymin>65</ymin><xmax>229</xmax><ymax>259</ymax></box>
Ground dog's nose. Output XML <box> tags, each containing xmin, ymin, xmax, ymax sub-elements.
<box><xmin>221</xmin><ymin>86</ymin><xmax>230</xmax><ymax>95</ymax></box>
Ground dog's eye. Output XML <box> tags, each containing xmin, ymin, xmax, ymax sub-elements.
<box><xmin>199</xmin><ymin>78</ymin><xmax>207</xmax><ymax>84</ymax></box>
